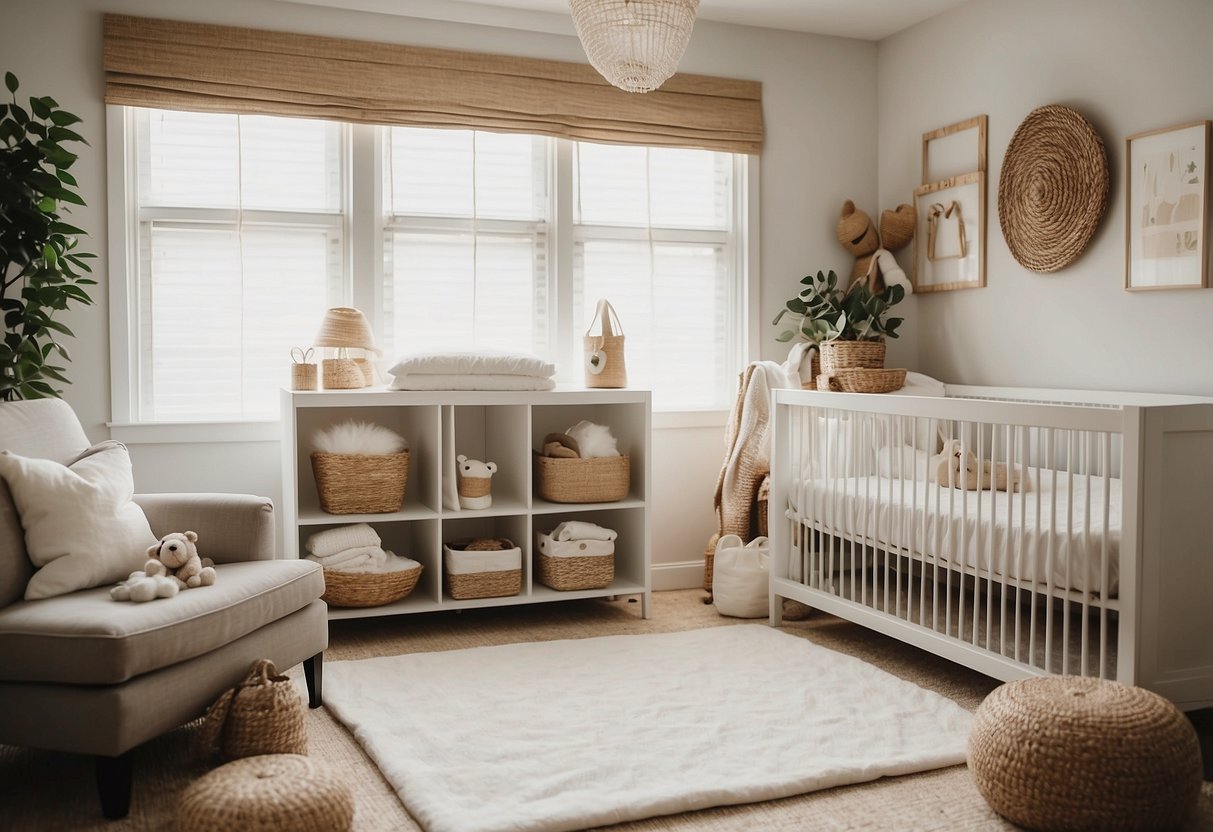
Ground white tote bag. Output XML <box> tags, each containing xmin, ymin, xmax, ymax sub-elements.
<box><xmin>711</xmin><ymin>534</ymin><xmax>770</xmax><ymax>619</ymax></box>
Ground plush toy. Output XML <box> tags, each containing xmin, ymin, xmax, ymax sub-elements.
<box><xmin>836</xmin><ymin>200</ymin><xmax>916</xmax><ymax>294</ymax></box>
<box><xmin>930</xmin><ymin>439</ymin><xmax>1028</xmax><ymax>492</ymax></box>
<box><xmin>456</xmin><ymin>455</ymin><xmax>497</xmax><ymax>510</ymax></box>
<box><xmin>146</xmin><ymin>530</ymin><xmax>217</xmax><ymax>589</ymax></box>
<box><xmin>541</xmin><ymin>432</ymin><xmax>580</xmax><ymax>459</ymax></box>
<box><xmin>111</xmin><ymin>570</ymin><xmax>180</xmax><ymax>602</ymax></box>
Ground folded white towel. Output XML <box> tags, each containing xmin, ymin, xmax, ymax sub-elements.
<box><xmin>310</xmin><ymin>552</ymin><xmax>374</xmax><ymax>571</ymax></box>
<box><xmin>336</xmin><ymin>553</ymin><xmax>421</xmax><ymax>575</ymax></box>
<box><xmin>305</xmin><ymin>523</ymin><xmax>381</xmax><ymax>557</ymax></box>
<box><xmin>389</xmin><ymin>373</ymin><xmax>556</xmax><ymax>391</ymax></box>
<box><xmin>310</xmin><ymin>544</ymin><xmax>384</xmax><ymax>568</ymax></box>
<box><xmin>552</xmin><ymin>521</ymin><xmax>617</xmax><ymax>542</ymax></box>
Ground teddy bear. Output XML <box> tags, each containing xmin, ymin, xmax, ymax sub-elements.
<box><xmin>930</xmin><ymin>439</ymin><xmax>1029</xmax><ymax>493</ymax></box>
<box><xmin>145</xmin><ymin>530</ymin><xmax>217</xmax><ymax>589</ymax></box>
<box><xmin>456</xmin><ymin>455</ymin><xmax>497</xmax><ymax>510</ymax></box>
<box><xmin>836</xmin><ymin>200</ymin><xmax>916</xmax><ymax>294</ymax></box>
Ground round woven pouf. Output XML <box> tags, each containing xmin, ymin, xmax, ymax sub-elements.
<box><xmin>998</xmin><ymin>104</ymin><xmax>1109</xmax><ymax>272</ymax></box>
<box><xmin>969</xmin><ymin>676</ymin><xmax>1202</xmax><ymax>831</ymax></box>
<box><xmin>176</xmin><ymin>754</ymin><xmax>354</xmax><ymax>832</ymax></box>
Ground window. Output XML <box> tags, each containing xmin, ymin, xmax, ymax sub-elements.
<box><xmin>113</xmin><ymin>108</ymin><xmax>749</xmax><ymax>423</ymax></box>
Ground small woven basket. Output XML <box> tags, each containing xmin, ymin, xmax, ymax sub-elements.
<box><xmin>200</xmin><ymin>659</ymin><xmax>306</xmax><ymax>761</ymax></box>
<box><xmin>311</xmin><ymin>451</ymin><xmax>408</xmax><ymax>514</ymax></box>
<box><xmin>833</xmin><ymin>368</ymin><xmax>906</xmax><ymax>394</ymax></box>
<box><xmin>444</xmin><ymin>540</ymin><xmax>522</xmax><ymax>600</ymax></box>
<box><xmin>291</xmin><ymin>363</ymin><xmax>318</xmax><ymax>391</ymax></box>
<box><xmin>534</xmin><ymin>453</ymin><xmax>629</xmax><ymax>503</ymax></box>
<box><xmin>535</xmin><ymin>532</ymin><xmax>614</xmax><ymax>591</ymax></box>
<box><xmin>321</xmin><ymin>564</ymin><xmax>422</xmax><ymax>607</ymax></box>
<box><xmin>703</xmin><ymin>532</ymin><xmax>719</xmax><ymax>591</ymax></box>
<box><xmin>458</xmin><ymin>476</ymin><xmax>491</xmax><ymax>498</ymax></box>
<box><xmin>819</xmin><ymin>340</ymin><xmax>886</xmax><ymax>376</ymax></box>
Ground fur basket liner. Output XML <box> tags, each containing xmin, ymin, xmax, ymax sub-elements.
<box><xmin>200</xmin><ymin>659</ymin><xmax>307</xmax><ymax>760</ymax></box>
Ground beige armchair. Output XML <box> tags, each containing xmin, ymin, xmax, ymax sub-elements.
<box><xmin>0</xmin><ymin>398</ymin><xmax>327</xmax><ymax>819</ymax></box>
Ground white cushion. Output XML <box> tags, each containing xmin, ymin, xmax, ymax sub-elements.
<box><xmin>388</xmin><ymin>350</ymin><xmax>556</xmax><ymax>378</ymax></box>
<box><xmin>0</xmin><ymin>441</ymin><xmax>156</xmax><ymax>600</ymax></box>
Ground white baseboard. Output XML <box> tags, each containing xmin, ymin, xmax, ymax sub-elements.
<box><xmin>650</xmin><ymin>560</ymin><xmax>708</xmax><ymax>592</ymax></box>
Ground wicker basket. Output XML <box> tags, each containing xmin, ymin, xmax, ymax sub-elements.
<box><xmin>703</xmin><ymin>533</ymin><xmax>719</xmax><ymax>592</ymax></box>
<box><xmin>444</xmin><ymin>540</ymin><xmax>522</xmax><ymax>599</ymax></box>
<box><xmin>311</xmin><ymin>451</ymin><xmax>408</xmax><ymax>514</ymax></box>
<box><xmin>535</xmin><ymin>532</ymin><xmax>614</xmax><ymax>591</ymax></box>
<box><xmin>321</xmin><ymin>564</ymin><xmax>422</xmax><ymax>607</ymax></box>
<box><xmin>833</xmin><ymin>368</ymin><xmax>906</xmax><ymax>394</ymax></box>
<box><xmin>200</xmin><ymin>659</ymin><xmax>306</xmax><ymax>761</ymax></box>
<box><xmin>819</xmin><ymin>340</ymin><xmax>886</xmax><ymax>376</ymax></box>
<box><xmin>321</xmin><ymin>358</ymin><xmax>364</xmax><ymax>390</ymax></box>
<box><xmin>534</xmin><ymin>452</ymin><xmax>629</xmax><ymax>503</ymax></box>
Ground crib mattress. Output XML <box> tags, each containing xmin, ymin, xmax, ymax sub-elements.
<box><xmin>788</xmin><ymin>471</ymin><xmax>1121</xmax><ymax>596</ymax></box>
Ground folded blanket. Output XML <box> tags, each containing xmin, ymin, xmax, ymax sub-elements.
<box><xmin>389</xmin><ymin>350</ymin><xmax>556</xmax><ymax>378</ymax></box>
<box><xmin>552</xmin><ymin>520</ymin><xmax>617</xmax><ymax>541</ymax></box>
<box><xmin>389</xmin><ymin>373</ymin><xmax>556</xmax><ymax>391</ymax></box>
<box><xmin>310</xmin><ymin>552</ymin><xmax>374</xmax><ymax>571</ymax></box>
<box><xmin>309</xmin><ymin>545</ymin><xmax>390</xmax><ymax>568</ymax></box>
<box><xmin>305</xmin><ymin>523</ymin><xmax>381</xmax><ymax>557</ymax></box>
<box><xmin>332</xmin><ymin>553</ymin><xmax>421</xmax><ymax>575</ymax></box>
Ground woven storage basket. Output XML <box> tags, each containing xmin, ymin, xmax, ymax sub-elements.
<box><xmin>311</xmin><ymin>451</ymin><xmax>408</xmax><ymax>514</ymax></box>
<box><xmin>970</xmin><ymin>676</ymin><xmax>1202</xmax><ymax>831</ymax></box>
<box><xmin>321</xmin><ymin>564</ymin><xmax>422</xmax><ymax>607</ymax></box>
<box><xmin>458</xmin><ymin>476</ymin><xmax>491</xmax><ymax>498</ymax></box>
<box><xmin>535</xmin><ymin>532</ymin><xmax>614</xmax><ymax>591</ymax></box>
<box><xmin>444</xmin><ymin>540</ymin><xmax>522</xmax><ymax>600</ymax></box>
<box><xmin>833</xmin><ymin>368</ymin><xmax>906</xmax><ymax>394</ymax></box>
<box><xmin>291</xmin><ymin>363</ymin><xmax>317</xmax><ymax>391</ymax></box>
<box><xmin>200</xmin><ymin>659</ymin><xmax>307</xmax><ymax>761</ymax></box>
<box><xmin>534</xmin><ymin>452</ymin><xmax>629</xmax><ymax>503</ymax></box>
<box><xmin>800</xmin><ymin>352</ymin><xmax>821</xmax><ymax>390</ymax></box>
<box><xmin>819</xmin><ymin>340</ymin><xmax>886</xmax><ymax>376</ymax></box>
<box><xmin>703</xmin><ymin>532</ymin><xmax>719</xmax><ymax>591</ymax></box>
<box><xmin>176</xmin><ymin>754</ymin><xmax>354</xmax><ymax>832</ymax></box>
<box><xmin>321</xmin><ymin>358</ymin><xmax>364</xmax><ymax>390</ymax></box>
<box><xmin>583</xmin><ymin>298</ymin><xmax>627</xmax><ymax>388</ymax></box>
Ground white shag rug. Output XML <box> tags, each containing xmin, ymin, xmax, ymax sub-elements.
<box><xmin>322</xmin><ymin>625</ymin><xmax>973</xmax><ymax>832</ymax></box>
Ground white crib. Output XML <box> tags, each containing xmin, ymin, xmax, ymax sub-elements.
<box><xmin>768</xmin><ymin>384</ymin><xmax>1213</xmax><ymax>709</ymax></box>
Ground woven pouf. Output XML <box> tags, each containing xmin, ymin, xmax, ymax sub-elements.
<box><xmin>969</xmin><ymin>676</ymin><xmax>1202</xmax><ymax>831</ymax></box>
<box><xmin>176</xmin><ymin>754</ymin><xmax>354</xmax><ymax>832</ymax></box>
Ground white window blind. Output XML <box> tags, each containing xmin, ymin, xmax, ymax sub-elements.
<box><xmin>131</xmin><ymin>109</ymin><xmax>344</xmax><ymax>421</ymax></box>
<box><xmin>120</xmin><ymin>112</ymin><xmax>745</xmax><ymax>424</ymax></box>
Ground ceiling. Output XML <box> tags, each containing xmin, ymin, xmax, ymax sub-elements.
<box><xmin>281</xmin><ymin>0</ymin><xmax>970</xmax><ymax>40</ymax></box>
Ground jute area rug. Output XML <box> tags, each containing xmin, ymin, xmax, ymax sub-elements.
<box><xmin>1</xmin><ymin>590</ymin><xmax>1211</xmax><ymax>830</ymax></box>
<box><xmin>323</xmin><ymin>625</ymin><xmax>973</xmax><ymax>832</ymax></box>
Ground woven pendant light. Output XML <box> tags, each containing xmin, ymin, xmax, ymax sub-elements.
<box><xmin>570</xmin><ymin>0</ymin><xmax>699</xmax><ymax>93</ymax></box>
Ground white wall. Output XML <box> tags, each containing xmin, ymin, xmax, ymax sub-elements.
<box><xmin>878</xmin><ymin>0</ymin><xmax>1213</xmax><ymax>396</ymax></box>
<box><xmin>0</xmin><ymin>0</ymin><xmax>878</xmax><ymax>584</ymax></box>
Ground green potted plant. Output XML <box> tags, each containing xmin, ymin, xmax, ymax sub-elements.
<box><xmin>0</xmin><ymin>71</ymin><xmax>95</xmax><ymax>401</ymax></box>
<box><xmin>772</xmin><ymin>269</ymin><xmax>905</xmax><ymax>382</ymax></box>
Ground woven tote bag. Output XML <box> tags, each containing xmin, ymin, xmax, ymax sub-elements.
<box><xmin>200</xmin><ymin>659</ymin><xmax>307</xmax><ymax>760</ymax></box>
<box><xmin>583</xmin><ymin>298</ymin><xmax>627</xmax><ymax>388</ymax></box>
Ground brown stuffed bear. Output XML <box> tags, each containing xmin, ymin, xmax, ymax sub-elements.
<box><xmin>836</xmin><ymin>200</ymin><xmax>916</xmax><ymax>293</ymax></box>
<box><xmin>145</xmin><ymin>530</ymin><xmax>217</xmax><ymax>589</ymax></box>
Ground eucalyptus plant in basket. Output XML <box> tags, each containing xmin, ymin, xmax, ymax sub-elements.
<box><xmin>773</xmin><ymin>269</ymin><xmax>905</xmax><ymax>345</ymax></box>
<box><xmin>0</xmin><ymin>71</ymin><xmax>95</xmax><ymax>401</ymax></box>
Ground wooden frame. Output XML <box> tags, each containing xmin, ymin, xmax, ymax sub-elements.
<box><xmin>921</xmin><ymin>115</ymin><xmax>987</xmax><ymax>183</ymax></box>
<box><xmin>912</xmin><ymin>172</ymin><xmax>986</xmax><ymax>293</ymax></box>
<box><xmin>1125</xmin><ymin>120</ymin><xmax>1211</xmax><ymax>291</ymax></box>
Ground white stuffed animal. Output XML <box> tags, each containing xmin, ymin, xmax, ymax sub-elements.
<box><xmin>456</xmin><ymin>455</ymin><xmax>497</xmax><ymax>510</ymax></box>
<box><xmin>145</xmin><ymin>530</ymin><xmax>217</xmax><ymax>589</ymax></box>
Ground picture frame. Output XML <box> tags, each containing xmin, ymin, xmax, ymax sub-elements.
<box><xmin>921</xmin><ymin>115</ymin><xmax>987</xmax><ymax>184</ymax></box>
<box><xmin>1125</xmin><ymin>120</ymin><xmax>1211</xmax><ymax>290</ymax></box>
<box><xmin>912</xmin><ymin>172</ymin><xmax>985</xmax><ymax>293</ymax></box>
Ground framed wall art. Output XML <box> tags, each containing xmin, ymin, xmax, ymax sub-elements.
<box><xmin>913</xmin><ymin>172</ymin><xmax>985</xmax><ymax>293</ymax></box>
<box><xmin>1125</xmin><ymin>120</ymin><xmax>1211</xmax><ymax>290</ymax></box>
<box><xmin>921</xmin><ymin>115</ymin><xmax>987</xmax><ymax>183</ymax></box>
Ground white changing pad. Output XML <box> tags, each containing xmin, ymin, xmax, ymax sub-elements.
<box><xmin>389</xmin><ymin>350</ymin><xmax>555</xmax><ymax>378</ymax></box>
<box><xmin>788</xmin><ymin>470</ymin><xmax>1121</xmax><ymax>595</ymax></box>
<box><xmin>390</xmin><ymin>373</ymin><xmax>556</xmax><ymax>391</ymax></box>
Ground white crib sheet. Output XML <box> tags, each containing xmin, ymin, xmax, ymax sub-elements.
<box><xmin>789</xmin><ymin>471</ymin><xmax>1121</xmax><ymax>596</ymax></box>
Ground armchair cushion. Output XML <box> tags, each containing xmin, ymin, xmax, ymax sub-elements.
<box><xmin>0</xmin><ymin>441</ymin><xmax>156</xmax><ymax>600</ymax></box>
<box><xmin>0</xmin><ymin>559</ymin><xmax>323</xmax><ymax>685</ymax></box>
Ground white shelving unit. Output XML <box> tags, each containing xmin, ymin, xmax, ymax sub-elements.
<box><xmin>281</xmin><ymin>387</ymin><xmax>651</xmax><ymax>620</ymax></box>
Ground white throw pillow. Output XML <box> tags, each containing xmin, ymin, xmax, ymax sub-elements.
<box><xmin>0</xmin><ymin>441</ymin><xmax>156</xmax><ymax>600</ymax></box>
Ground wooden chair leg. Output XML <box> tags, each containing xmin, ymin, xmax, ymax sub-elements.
<box><xmin>95</xmin><ymin>750</ymin><xmax>134</xmax><ymax>819</ymax></box>
<box><xmin>304</xmin><ymin>652</ymin><xmax>323</xmax><ymax>708</ymax></box>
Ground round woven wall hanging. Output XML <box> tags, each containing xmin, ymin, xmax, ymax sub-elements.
<box><xmin>998</xmin><ymin>104</ymin><xmax>1109</xmax><ymax>272</ymax></box>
